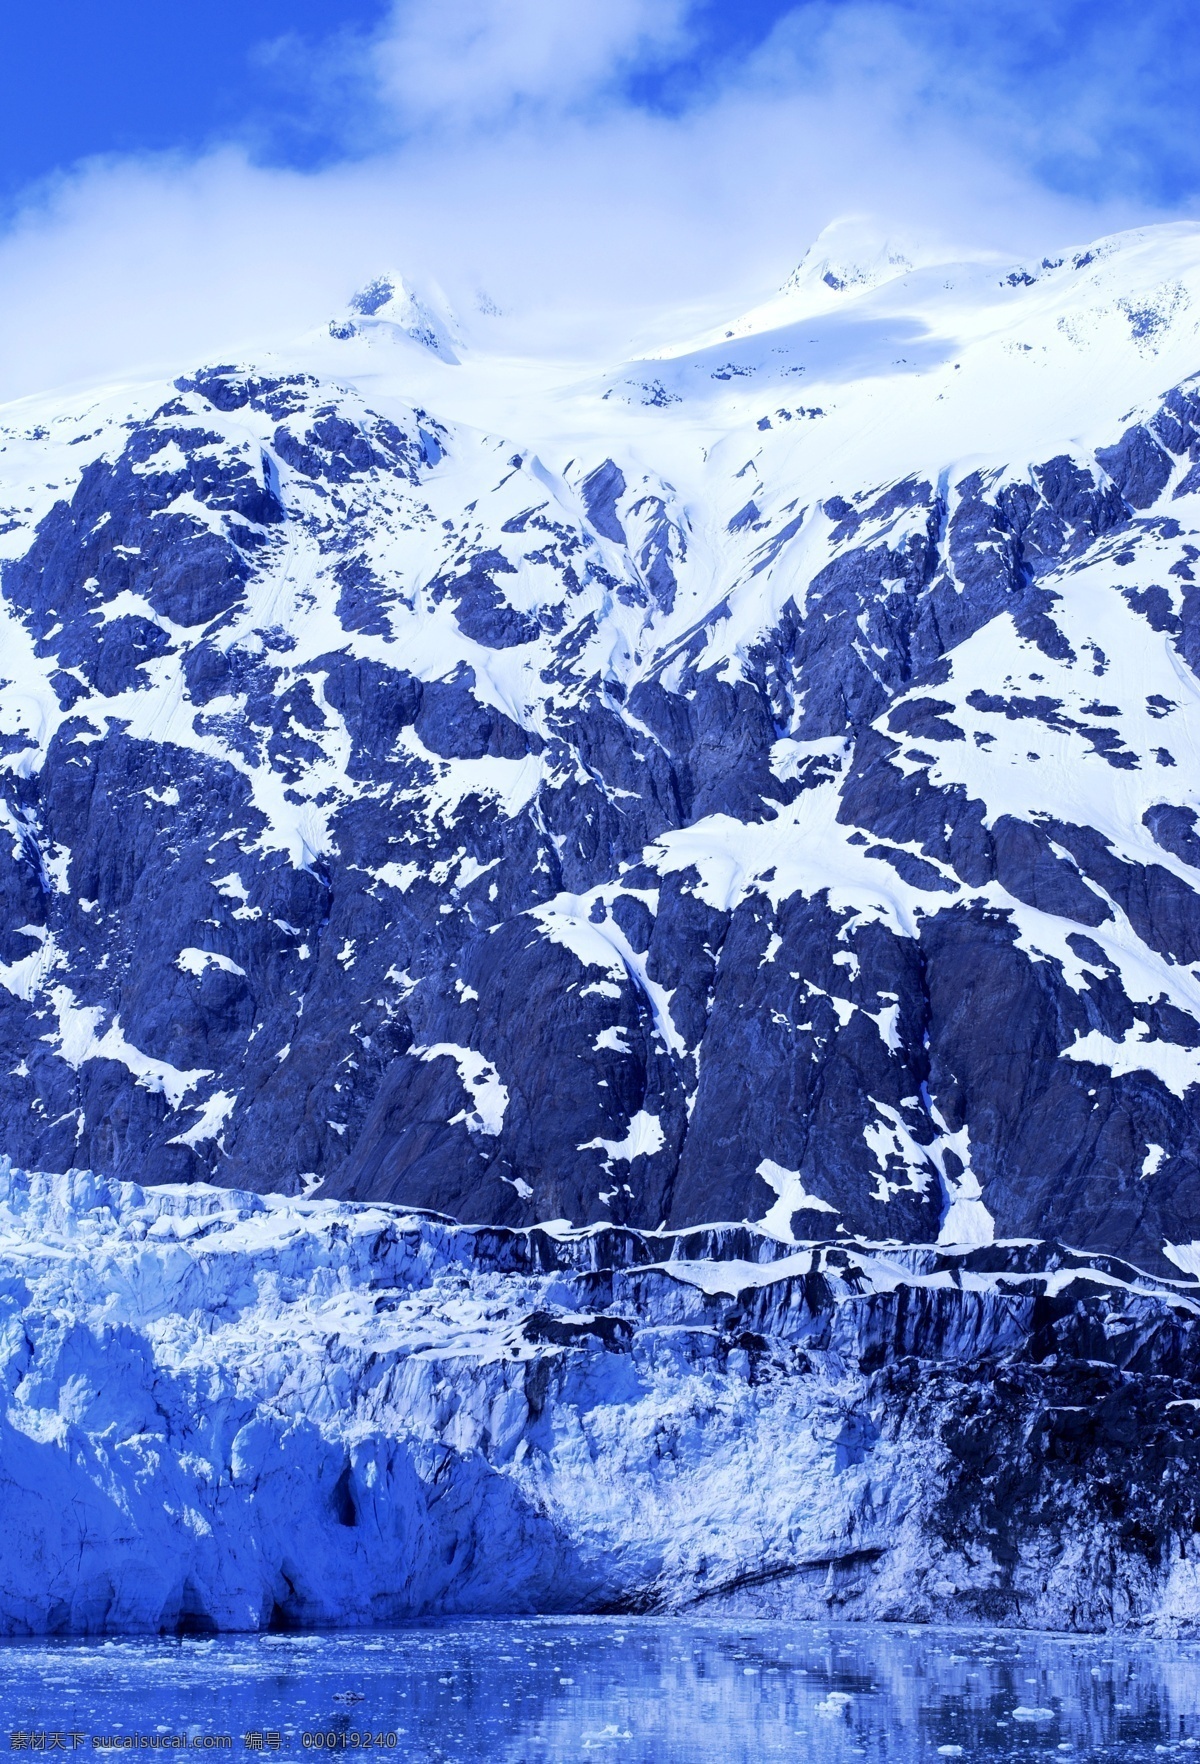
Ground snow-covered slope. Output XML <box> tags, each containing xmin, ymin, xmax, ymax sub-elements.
<box><xmin>4</xmin><ymin>223</ymin><xmax>1200</xmax><ymax>1269</ymax></box>
<box><xmin>3</xmin><ymin>1162</ymin><xmax>1200</xmax><ymax>1636</ymax></box>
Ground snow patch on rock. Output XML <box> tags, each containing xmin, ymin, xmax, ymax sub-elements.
<box><xmin>756</xmin><ymin>1157</ymin><xmax>838</xmax><ymax>1241</ymax></box>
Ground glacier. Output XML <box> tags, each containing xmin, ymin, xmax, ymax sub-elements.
<box><xmin>5</xmin><ymin>1158</ymin><xmax>1200</xmax><ymax>1637</ymax></box>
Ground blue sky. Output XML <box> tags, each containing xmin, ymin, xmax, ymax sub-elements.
<box><xmin>6</xmin><ymin>0</ymin><xmax>1199</xmax><ymax>206</ymax></box>
<box><xmin>0</xmin><ymin>0</ymin><xmax>804</xmax><ymax>200</ymax></box>
<box><xmin>0</xmin><ymin>0</ymin><xmax>389</xmax><ymax>199</ymax></box>
<box><xmin>0</xmin><ymin>0</ymin><xmax>1197</xmax><ymax>394</ymax></box>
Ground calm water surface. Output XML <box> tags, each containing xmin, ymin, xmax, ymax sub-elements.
<box><xmin>2</xmin><ymin>1619</ymin><xmax>1199</xmax><ymax>1762</ymax></box>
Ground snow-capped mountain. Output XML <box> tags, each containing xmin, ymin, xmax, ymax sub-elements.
<box><xmin>4</xmin><ymin>221</ymin><xmax>1200</xmax><ymax>1273</ymax></box>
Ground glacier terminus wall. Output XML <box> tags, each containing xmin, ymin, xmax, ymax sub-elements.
<box><xmin>3</xmin><ymin>1164</ymin><xmax>1200</xmax><ymax>1637</ymax></box>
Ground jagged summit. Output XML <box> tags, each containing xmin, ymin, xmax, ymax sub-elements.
<box><xmin>328</xmin><ymin>270</ymin><xmax>461</xmax><ymax>362</ymax></box>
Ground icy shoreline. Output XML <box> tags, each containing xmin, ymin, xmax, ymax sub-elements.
<box><xmin>3</xmin><ymin>1161</ymin><xmax>1200</xmax><ymax>1636</ymax></box>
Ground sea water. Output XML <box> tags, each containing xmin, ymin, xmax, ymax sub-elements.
<box><xmin>2</xmin><ymin>1619</ymin><xmax>1198</xmax><ymax>1761</ymax></box>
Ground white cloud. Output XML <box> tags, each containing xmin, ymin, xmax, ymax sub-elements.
<box><xmin>372</xmin><ymin>0</ymin><xmax>691</xmax><ymax>124</ymax></box>
<box><xmin>0</xmin><ymin>0</ymin><xmax>1147</xmax><ymax>401</ymax></box>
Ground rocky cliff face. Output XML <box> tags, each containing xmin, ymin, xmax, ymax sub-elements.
<box><xmin>3</xmin><ymin>228</ymin><xmax>1200</xmax><ymax>1271</ymax></box>
<box><xmin>3</xmin><ymin>1165</ymin><xmax>1200</xmax><ymax>1636</ymax></box>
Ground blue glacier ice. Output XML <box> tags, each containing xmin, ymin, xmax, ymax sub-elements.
<box><xmin>2</xmin><ymin>1163</ymin><xmax>1200</xmax><ymax>1636</ymax></box>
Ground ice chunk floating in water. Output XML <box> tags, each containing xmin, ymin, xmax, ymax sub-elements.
<box><xmin>4</xmin><ymin>1621</ymin><xmax>1200</xmax><ymax>1762</ymax></box>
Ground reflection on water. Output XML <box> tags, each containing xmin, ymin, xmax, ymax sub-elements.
<box><xmin>2</xmin><ymin>1619</ymin><xmax>1200</xmax><ymax>1761</ymax></box>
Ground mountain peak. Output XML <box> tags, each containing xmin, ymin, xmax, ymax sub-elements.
<box><xmin>782</xmin><ymin>215</ymin><xmax>921</xmax><ymax>301</ymax></box>
<box><xmin>328</xmin><ymin>271</ymin><xmax>461</xmax><ymax>363</ymax></box>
